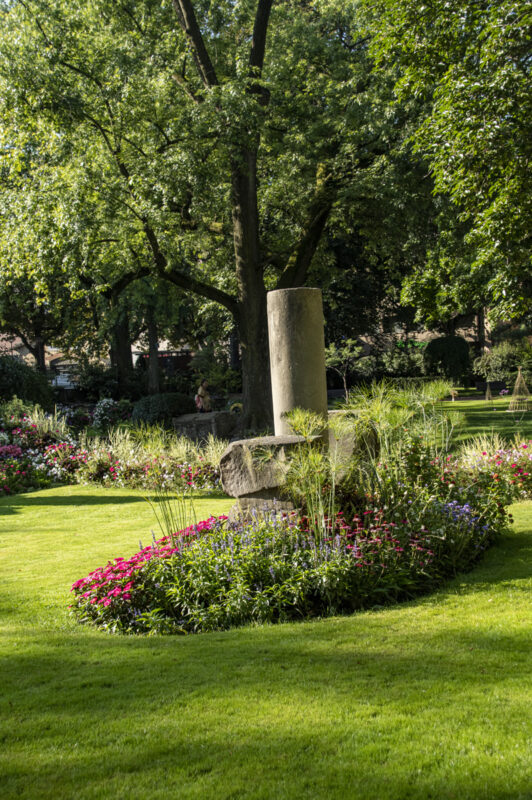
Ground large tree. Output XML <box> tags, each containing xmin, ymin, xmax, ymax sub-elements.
<box><xmin>0</xmin><ymin>0</ymin><xmax>396</xmax><ymax>425</ymax></box>
<box><xmin>364</xmin><ymin>0</ymin><xmax>532</xmax><ymax>320</ymax></box>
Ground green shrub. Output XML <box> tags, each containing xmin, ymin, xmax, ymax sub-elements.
<box><xmin>379</xmin><ymin>338</ymin><xmax>426</xmax><ymax>378</ymax></box>
<box><xmin>474</xmin><ymin>340</ymin><xmax>532</xmax><ymax>386</ymax></box>
<box><xmin>75</xmin><ymin>363</ymin><xmax>142</xmax><ymax>401</ymax></box>
<box><xmin>132</xmin><ymin>393</ymin><xmax>195</xmax><ymax>426</ymax></box>
<box><xmin>424</xmin><ymin>336</ymin><xmax>470</xmax><ymax>382</ymax></box>
<box><xmin>92</xmin><ymin>397</ymin><xmax>133</xmax><ymax>430</ymax></box>
<box><xmin>0</xmin><ymin>356</ymin><xmax>52</xmax><ymax>408</ymax></box>
<box><xmin>0</xmin><ymin>396</ymin><xmax>34</xmax><ymax>421</ymax></box>
<box><xmin>70</xmin><ymin>362</ymin><xmax>118</xmax><ymax>401</ymax></box>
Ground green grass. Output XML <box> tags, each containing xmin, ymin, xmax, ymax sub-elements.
<box><xmin>1</xmin><ymin>485</ymin><xmax>531</xmax><ymax>799</ymax></box>
<box><xmin>442</xmin><ymin>397</ymin><xmax>532</xmax><ymax>444</ymax></box>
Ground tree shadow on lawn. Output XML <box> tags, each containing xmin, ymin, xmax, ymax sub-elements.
<box><xmin>2</xmin><ymin>519</ymin><xmax>530</xmax><ymax>797</ymax></box>
<box><xmin>446</xmin><ymin>529</ymin><xmax>532</xmax><ymax>589</ymax></box>
<box><xmin>3</xmin><ymin>522</ymin><xmax>531</xmax><ymax>713</ymax></box>
<box><xmin>0</xmin><ymin>493</ymin><xmax>145</xmax><ymax>515</ymax></box>
<box><xmin>455</xmin><ymin>408</ymin><xmax>532</xmax><ymax>442</ymax></box>
<box><xmin>0</xmin><ymin>489</ymin><xmax>230</xmax><ymax>516</ymax></box>
<box><xmin>1</xmin><ymin>618</ymin><xmax>530</xmax><ymax>800</ymax></box>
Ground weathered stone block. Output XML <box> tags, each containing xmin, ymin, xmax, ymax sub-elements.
<box><xmin>219</xmin><ymin>434</ymin><xmax>305</xmax><ymax>497</ymax></box>
<box><xmin>172</xmin><ymin>410</ymin><xmax>238</xmax><ymax>441</ymax></box>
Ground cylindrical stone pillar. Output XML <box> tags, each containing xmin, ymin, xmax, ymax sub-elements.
<box><xmin>267</xmin><ymin>288</ymin><xmax>328</xmax><ymax>436</ymax></box>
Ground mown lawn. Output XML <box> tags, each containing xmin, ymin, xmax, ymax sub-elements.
<box><xmin>442</xmin><ymin>397</ymin><xmax>532</xmax><ymax>444</ymax></box>
<box><xmin>0</xmin><ymin>485</ymin><xmax>531</xmax><ymax>800</ymax></box>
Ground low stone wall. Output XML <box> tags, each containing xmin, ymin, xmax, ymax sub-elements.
<box><xmin>172</xmin><ymin>410</ymin><xmax>239</xmax><ymax>441</ymax></box>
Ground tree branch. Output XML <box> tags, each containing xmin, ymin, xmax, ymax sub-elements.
<box><xmin>162</xmin><ymin>266</ymin><xmax>239</xmax><ymax>318</ymax></box>
<box><xmin>141</xmin><ymin>221</ymin><xmax>238</xmax><ymax>316</ymax></box>
<box><xmin>102</xmin><ymin>267</ymin><xmax>152</xmax><ymax>300</ymax></box>
<box><xmin>276</xmin><ymin>171</ymin><xmax>336</xmax><ymax>289</ymax></box>
<box><xmin>249</xmin><ymin>0</ymin><xmax>274</xmax><ymax>75</ymax></box>
<box><xmin>249</xmin><ymin>0</ymin><xmax>273</xmax><ymax>77</ymax></box>
<box><xmin>248</xmin><ymin>0</ymin><xmax>274</xmax><ymax>104</ymax></box>
<box><xmin>119</xmin><ymin>3</ymin><xmax>145</xmax><ymax>36</ymax></box>
<box><xmin>8</xmin><ymin>327</ymin><xmax>37</xmax><ymax>359</ymax></box>
<box><xmin>172</xmin><ymin>0</ymin><xmax>219</xmax><ymax>88</ymax></box>
<box><xmin>171</xmin><ymin>72</ymin><xmax>204</xmax><ymax>104</ymax></box>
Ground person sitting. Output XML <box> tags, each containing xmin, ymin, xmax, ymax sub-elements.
<box><xmin>195</xmin><ymin>378</ymin><xmax>211</xmax><ymax>413</ymax></box>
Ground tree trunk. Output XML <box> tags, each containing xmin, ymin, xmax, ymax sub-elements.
<box><xmin>231</xmin><ymin>150</ymin><xmax>273</xmax><ymax>429</ymax></box>
<box><xmin>444</xmin><ymin>317</ymin><xmax>457</xmax><ymax>336</ymax></box>
<box><xmin>476</xmin><ymin>308</ymin><xmax>487</xmax><ymax>354</ymax></box>
<box><xmin>342</xmin><ymin>373</ymin><xmax>349</xmax><ymax>402</ymax></box>
<box><xmin>111</xmin><ymin>311</ymin><xmax>133</xmax><ymax>395</ymax></box>
<box><xmin>33</xmin><ymin>337</ymin><xmax>47</xmax><ymax>374</ymax></box>
<box><xmin>147</xmin><ymin>307</ymin><xmax>160</xmax><ymax>395</ymax></box>
<box><xmin>229</xmin><ymin>326</ymin><xmax>241</xmax><ymax>371</ymax></box>
<box><xmin>238</xmin><ymin>291</ymin><xmax>272</xmax><ymax>429</ymax></box>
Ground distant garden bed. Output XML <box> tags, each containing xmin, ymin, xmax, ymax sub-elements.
<box><xmin>0</xmin><ymin>399</ymin><xmax>225</xmax><ymax>497</ymax></box>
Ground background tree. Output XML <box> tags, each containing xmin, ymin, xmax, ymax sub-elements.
<box><xmin>325</xmin><ymin>339</ymin><xmax>363</xmax><ymax>401</ymax></box>
<box><xmin>0</xmin><ymin>272</ymin><xmax>68</xmax><ymax>372</ymax></box>
<box><xmin>364</xmin><ymin>0</ymin><xmax>532</xmax><ymax>320</ymax></box>
<box><xmin>0</xmin><ymin>0</ymin><xmax>403</xmax><ymax>425</ymax></box>
<box><xmin>424</xmin><ymin>336</ymin><xmax>471</xmax><ymax>384</ymax></box>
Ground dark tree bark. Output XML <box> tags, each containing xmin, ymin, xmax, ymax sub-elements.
<box><xmin>229</xmin><ymin>326</ymin><xmax>241</xmax><ymax>370</ymax></box>
<box><xmin>13</xmin><ymin>329</ymin><xmax>48</xmax><ymax>374</ymax></box>
<box><xmin>34</xmin><ymin>337</ymin><xmax>47</xmax><ymax>374</ymax></box>
<box><xmin>476</xmin><ymin>308</ymin><xmax>487</xmax><ymax>354</ymax></box>
<box><xmin>230</xmin><ymin>148</ymin><xmax>272</xmax><ymax>426</ymax></box>
<box><xmin>146</xmin><ymin>305</ymin><xmax>160</xmax><ymax>395</ymax></box>
<box><xmin>110</xmin><ymin>310</ymin><xmax>133</xmax><ymax>394</ymax></box>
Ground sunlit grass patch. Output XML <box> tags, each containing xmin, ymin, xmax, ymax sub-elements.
<box><xmin>0</xmin><ymin>487</ymin><xmax>530</xmax><ymax>799</ymax></box>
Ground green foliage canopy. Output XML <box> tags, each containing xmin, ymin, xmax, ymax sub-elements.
<box><xmin>365</xmin><ymin>0</ymin><xmax>532</xmax><ymax>320</ymax></box>
<box><xmin>0</xmin><ymin>0</ymin><xmax>402</xmax><ymax>424</ymax></box>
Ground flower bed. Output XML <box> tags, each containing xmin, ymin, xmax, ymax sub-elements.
<box><xmin>0</xmin><ymin>414</ymin><xmax>74</xmax><ymax>495</ymax></box>
<box><xmin>0</xmin><ymin>410</ymin><xmax>223</xmax><ymax>495</ymax></box>
<box><xmin>460</xmin><ymin>441</ymin><xmax>532</xmax><ymax>498</ymax></box>
<box><xmin>70</xmin><ymin>407</ymin><xmax>527</xmax><ymax>635</ymax></box>
<box><xmin>70</xmin><ymin>493</ymin><xmax>505</xmax><ymax>635</ymax></box>
<box><xmin>75</xmin><ymin>449</ymin><xmax>220</xmax><ymax>492</ymax></box>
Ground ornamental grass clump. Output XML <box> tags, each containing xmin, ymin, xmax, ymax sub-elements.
<box><xmin>76</xmin><ymin>428</ymin><xmax>223</xmax><ymax>492</ymax></box>
<box><xmin>280</xmin><ymin>383</ymin><xmax>462</xmax><ymax>529</ymax></box>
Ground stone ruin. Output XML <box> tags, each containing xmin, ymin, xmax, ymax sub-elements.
<box><xmin>172</xmin><ymin>410</ymin><xmax>238</xmax><ymax>441</ymax></box>
<box><xmin>219</xmin><ymin>288</ymin><xmax>329</xmax><ymax>518</ymax></box>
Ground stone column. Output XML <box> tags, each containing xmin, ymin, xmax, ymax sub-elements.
<box><xmin>267</xmin><ymin>288</ymin><xmax>328</xmax><ymax>436</ymax></box>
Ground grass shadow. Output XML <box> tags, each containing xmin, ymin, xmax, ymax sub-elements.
<box><xmin>1</xmin><ymin>606</ymin><xmax>530</xmax><ymax>799</ymax></box>
<box><xmin>0</xmin><ymin>493</ymin><xmax>146</xmax><ymax>516</ymax></box>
